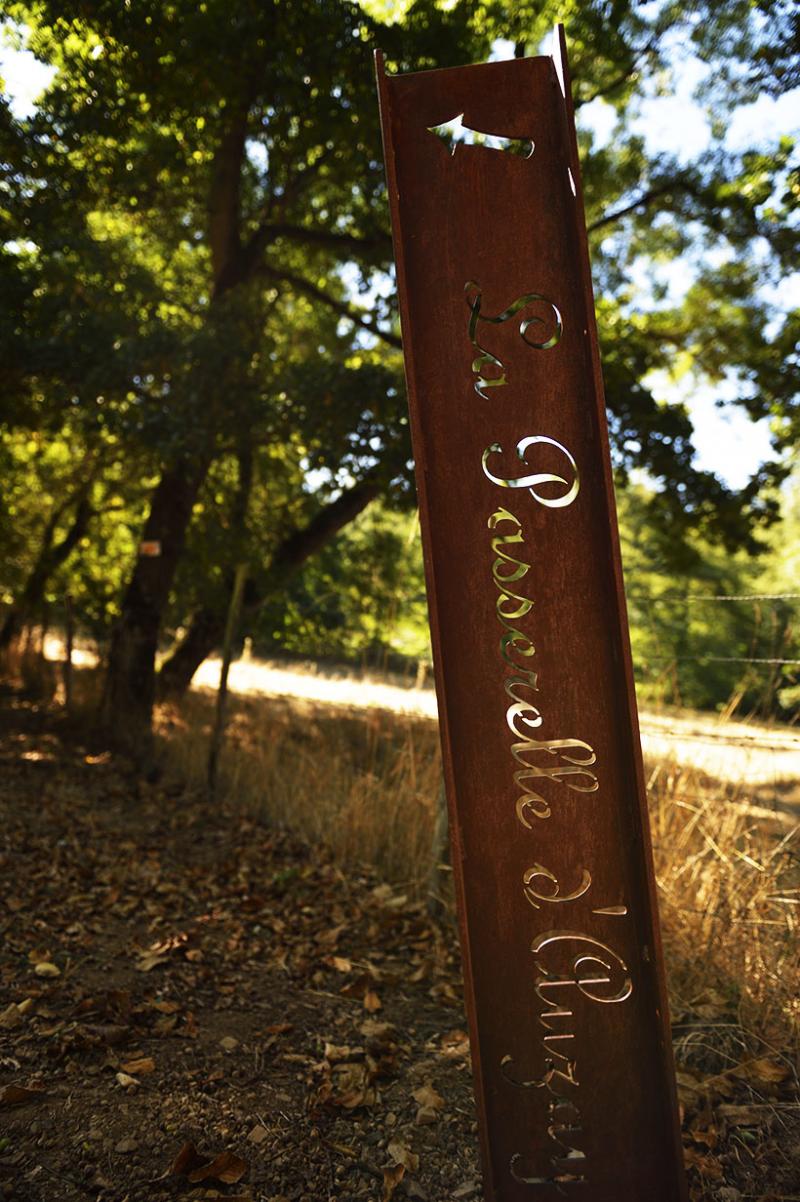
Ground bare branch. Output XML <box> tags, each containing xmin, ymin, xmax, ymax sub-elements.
<box><xmin>260</xmin><ymin>221</ymin><xmax>392</xmax><ymax>260</ymax></box>
<box><xmin>588</xmin><ymin>181</ymin><xmax>696</xmax><ymax>233</ymax></box>
<box><xmin>262</xmin><ymin>264</ymin><xmax>402</xmax><ymax>349</ymax></box>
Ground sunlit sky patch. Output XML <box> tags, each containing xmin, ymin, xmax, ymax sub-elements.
<box><xmin>0</xmin><ymin>35</ymin><xmax>55</xmax><ymax>116</ymax></box>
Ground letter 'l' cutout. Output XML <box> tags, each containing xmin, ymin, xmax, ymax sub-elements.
<box><xmin>376</xmin><ymin>26</ymin><xmax>687</xmax><ymax>1202</ymax></box>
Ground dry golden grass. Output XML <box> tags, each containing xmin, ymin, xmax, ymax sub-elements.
<box><xmin>157</xmin><ymin>685</ymin><xmax>799</xmax><ymax>1057</ymax></box>
<box><xmin>158</xmin><ymin>690</ymin><xmax>443</xmax><ymax>890</ymax></box>
<box><xmin>648</xmin><ymin>757</ymin><xmax>799</xmax><ymax>1055</ymax></box>
<box><xmin>4</xmin><ymin>638</ymin><xmax>797</xmax><ymax>1055</ymax></box>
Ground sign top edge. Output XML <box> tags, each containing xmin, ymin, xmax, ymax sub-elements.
<box><xmin>373</xmin><ymin>46</ymin><xmax>560</xmax><ymax>85</ymax></box>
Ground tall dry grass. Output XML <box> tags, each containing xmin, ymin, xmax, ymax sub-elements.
<box><xmin>158</xmin><ymin>690</ymin><xmax>443</xmax><ymax>889</ymax></box>
<box><xmin>157</xmin><ymin>685</ymin><xmax>799</xmax><ymax>1054</ymax></box>
<box><xmin>3</xmin><ymin>638</ymin><xmax>797</xmax><ymax>1054</ymax></box>
<box><xmin>648</xmin><ymin>758</ymin><xmax>799</xmax><ymax>1057</ymax></box>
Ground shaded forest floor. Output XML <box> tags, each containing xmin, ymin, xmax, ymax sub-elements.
<box><xmin>1</xmin><ymin>685</ymin><xmax>798</xmax><ymax>1202</ymax></box>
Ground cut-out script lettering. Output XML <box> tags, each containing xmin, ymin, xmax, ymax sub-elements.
<box><xmin>472</xmin><ymin>283</ymin><xmax>633</xmax><ymax>1190</ymax></box>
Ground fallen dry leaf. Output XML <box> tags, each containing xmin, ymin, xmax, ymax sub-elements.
<box><xmin>84</xmin><ymin>1022</ymin><xmax>129</xmax><ymax>1046</ymax></box>
<box><xmin>682</xmin><ymin>1146</ymin><xmax>723</xmax><ymax>1179</ymax></box>
<box><xmin>363</xmin><ymin>989</ymin><xmax>382</xmax><ymax>1013</ymax></box>
<box><xmin>0</xmin><ymin>1084</ymin><xmax>47</xmax><ymax>1107</ymax></box>
<box><xmin>687</xmin><ymin>1122</ymin><xmax>718</xmax><ymax>1150</ymax></box>
<box><xmin>731</xmin><ymin>1057</ymin><xmax>789</xmax><ymax>1086</ymax></box>
<box><xmin>33</xmin><ymin>961</ymin><xmax>60</xmax><ymax>978</ymax></box>
<box><xmin>412</xmin><ymin>1083</ymin><xmax>444</xmax><ymax>1111</ymax></box>
<box><xmin>120</xmin><ymin>1056</ymin><xmax>155</xmax><ymax>1076</ymax></box>
<box><xmin>387</xmin><ymin>1140</ymin><xmax>419</xmax><ymax>1172</ymax></box>
<box><xmin>440</xmin><ymin>1029</ymin><xmax>470</xmax><ymax>1058</ymax></box>
<box><xmin>136</xmin><ymin>932</ymin><xmax>189</xmax><ymax>972</ymax></box>
<box><xmin>136</xmin><ymin>952</ymin><xmax>168</xmax><ymax>973</ymax></box>
<box><xmin>167</xmin><ymin>1142</ymin><xmax>247</xmax><ymax>1184</ymax></box>
<box><xmin>115</xmin><ymin>1071</ymin><xmax>139</xmax><ymax>1089</ymax></box>
<box><xmin>383</xmin><ymin>1162</ymin><xmax>405</xmax><ymax>1201</ymax></box>
<box><xmin>187</xmin><ymin>1150</ymin><xmax>248</xmax><ymax>1185</ymax></box>
<box><xmin>325</xmin><ymin>955</ymin><xmax>352</xmax><ymax>973</ymax></box>
<box><xmin>0</xmin><ymin>1003</ymin><xmax>23</xmax><ymax>1029</ymax></box>
<box><xmin>324</xmin><ymin>1042</ymin><xmax>354</xmax><ymax>1063</ymax></box>
<box><xmin>168</xmin><ymin>1141</ymin><xmax>207</xmax><ymax>1178</ymax></box>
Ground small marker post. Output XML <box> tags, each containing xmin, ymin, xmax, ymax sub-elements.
<box><xmin>63</xmin><ymin>592</ymin><xmax>74</xmax><ymax>712</ymax></box>
<box><xmin>207</xmin><ymin>563</ymin><xmax>248</xmax><ymax>798</ymax></box>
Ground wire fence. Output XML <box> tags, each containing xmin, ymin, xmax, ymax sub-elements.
<box><xmin>2</xmin><ymin>589</ymin><xmax>798</xmax><ymax>802</ymax></box>
<box><xmin>3</xmin><ymin>585</ymin><xmax>799</xmax><ymax>722</ymax></box>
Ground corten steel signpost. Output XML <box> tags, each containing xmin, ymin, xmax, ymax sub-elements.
<box><xmin>376</xmin><ymin>27</ymin><xmax>688</xmax><ymax>1202</ymax></box>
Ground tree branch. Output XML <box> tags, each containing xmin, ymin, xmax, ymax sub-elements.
<box><xmin>258</xmin><ymin>221</ymin><xmax>393</xmax><ymax>260</ymax></box>
<box><xmin>267</xmin><ymin>475</ymin><xmax>381</xmax><ymax>583</ymax></box>
<box><xmin>208</xmin><ymin>105</ymin><xmax>251</xmax><ymax>296</ymax></box>
<box><xmin>588</xmin><ymin>180</ymin><xmax>697</xmax><ymax>233</ymax></box>
<box><xmin>575</xmin><ymin>41</ymin><xmax>657</xmax><ymax>108</ymax></box>
<box><xmin>157</xmin><ymin>475</ymin><xmax>381</xmax><ymax>698</ymax></box>
<box><xmin>262</xmin><ymin>264</ymin><xmax>402</xmax><ymax>349</ymax></box>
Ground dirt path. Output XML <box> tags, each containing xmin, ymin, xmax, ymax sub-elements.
<box><xmin>0</xmin><ymin>690</ymin><xmax>481</xmax><ymax>1202</ymax></box>
<box><xmin>191</xmin><ymin>656</ymin><xmax>800</xmax><ymax>799</ymax></box>
<box><xmin>42</xmin><ymin>639</ymin><xmax>800</xmax><ymax>795</ymax></box>
<box><xmin>2</xmin><ymin>687</ymin><xmax>797</xmax><ymax>1202</ymax></box>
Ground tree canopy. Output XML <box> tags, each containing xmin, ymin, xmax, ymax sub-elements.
<box><xmin>1</xmin><ymin>0</ymin><xmax>798</xmax><ymax>737</ymax></box>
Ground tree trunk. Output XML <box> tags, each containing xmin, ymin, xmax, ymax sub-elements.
<box><xmin>157</xmin><ymin>477</ymin><xmax>380</xmax><ymax>700</ymax></box>
<box><xmin>157</xmin><ymin>603</ymin><xmax>227</xmax><ymax>699</ymax></box>
<box><xmin>0</xmin><ymin>488</ymin><xmax>92</xmax><ymax>651</ymax></box>
<box><xmin>100</xmin><ymin>457</ymin><xmax>210</xmax><ymax>749</ymax></box>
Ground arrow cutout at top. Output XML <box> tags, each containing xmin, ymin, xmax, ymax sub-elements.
<box><xmin>426</xmin><ymin>113</ymin><xmax>534</xmax><ymax>159</ymax></box>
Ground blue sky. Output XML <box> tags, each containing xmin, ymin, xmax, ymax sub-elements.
<box><xmin>3</xmin><ymin>26</ymin><xmax>799</xmax><ymax>491</ymax></box>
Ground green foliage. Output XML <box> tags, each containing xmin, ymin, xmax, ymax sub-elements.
<box><xmin>0</xmin><ymin>0</ymin><xmax>797</xmax><ymax>716</ymax></box>
<box><xmin>255</xmin><ymin>503</ymin><xmax>430</xmax><ymax>664</ymax></box>
<box><xmin>266</xmin><ymin>480</ymin><xmax>799</xmax><ymax>719</ymax></box>
<box><xmin>619</xmin><ymin>479</ymin><xmax>799</xmax><ymax>717</ymax></box>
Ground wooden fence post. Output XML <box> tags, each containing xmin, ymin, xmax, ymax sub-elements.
<box><xmin>63</xmin><ymin>592</ymin><xmax>74</xmax><ymax>712</ymax></box>
<box><xmin>207</xmin><ymin>564</ymin><xmax>248</xmax><ymax>797</ymax></box>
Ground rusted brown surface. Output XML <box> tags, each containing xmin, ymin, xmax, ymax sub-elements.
<box><xmin>376</xmin><ymin>29</ymin><xmax>688</xmax><ymax>1202</ymax></box>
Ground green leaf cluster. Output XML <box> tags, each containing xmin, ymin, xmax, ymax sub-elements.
<box><xmin>0</xmin><ymin>0</ymin><xmax>797</xmax><ymax>725</ymax></box>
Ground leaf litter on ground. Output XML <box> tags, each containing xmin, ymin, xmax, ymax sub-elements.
<box><xmin>0</xmin><ymin>688</ymin><xmax>798</xmax><ymax>1202</ymax></box>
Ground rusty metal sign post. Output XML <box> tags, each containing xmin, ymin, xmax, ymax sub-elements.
<box><xmin>376</xmin><ymin>27</ymin><xmax>687</xmax><ymax>1202</ymax></box>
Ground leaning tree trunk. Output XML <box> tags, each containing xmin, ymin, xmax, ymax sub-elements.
<box><xmin>157</xmin><ymin>603</ymin><xmax>227</xmax><ymax>699</ymax></box>
<box><xmin>98</xmin><ymin>83</ymin><xmax>268</xmax><ymax>750</ymax></box>
<box><xmin>100</xmin><ymin>456</ymin><xmax>210</xmax><ymax>749</ymax></box>
<box><xmin>157</xmin><ymin>476</ymin><xmax>380</xmax><ymax>700</ymax></box>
